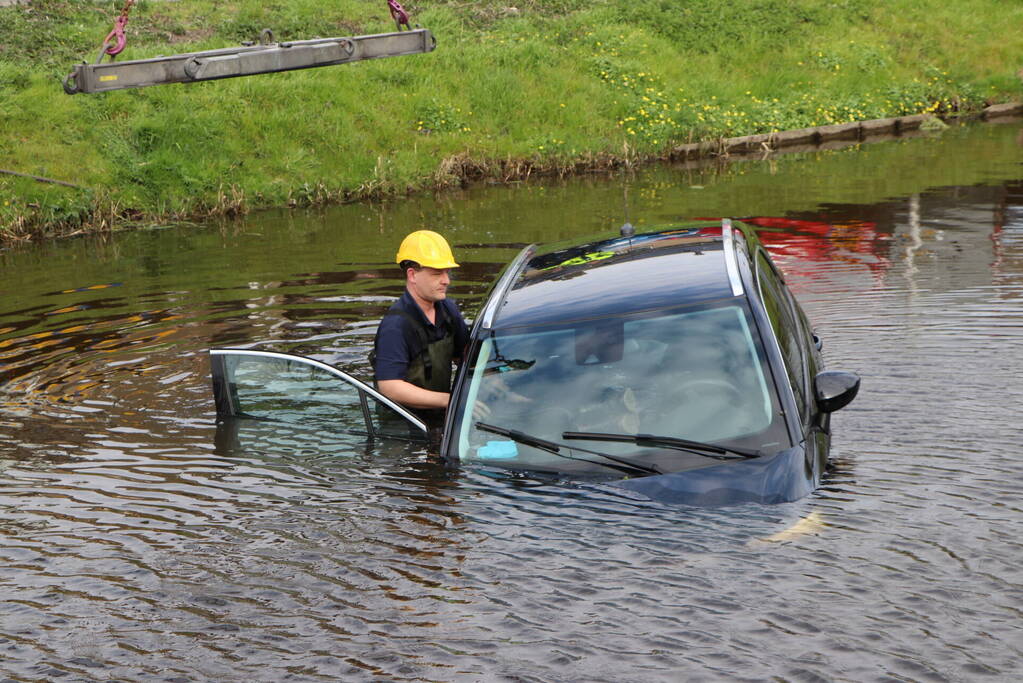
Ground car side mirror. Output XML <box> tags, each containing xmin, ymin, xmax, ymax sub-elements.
<box><xmin>814</xmin><ymin>371</ymin><xmax>860</xmax><ymax>413</ymax></box>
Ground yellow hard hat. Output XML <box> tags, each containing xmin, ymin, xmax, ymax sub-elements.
<box><xmin>395</xmin><ymin>230</ymin><xmax>459</xmax><ymax>269</ymax></box>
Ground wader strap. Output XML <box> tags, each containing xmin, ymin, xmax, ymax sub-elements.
<box><xmin>377</xmin><ymin>308</ymin><xmax>435</xmax><ymax>380</ymax></box>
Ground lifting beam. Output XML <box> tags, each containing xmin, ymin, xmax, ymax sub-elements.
<box><xmin>63</xmin><ymin>29</ymin><xmax>436</xmax><ymax>95</ymax></box>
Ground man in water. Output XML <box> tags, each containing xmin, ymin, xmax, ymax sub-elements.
<box><xmin>372</xmin><ymin>230</ymin><xmax>469</xmax><ymax>426</ymax></box>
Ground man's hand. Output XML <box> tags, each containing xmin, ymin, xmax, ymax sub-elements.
<box><xmin>472</xmin><ymin>399</ymin><xmax>492</xmax><ymax>421</ymax></box>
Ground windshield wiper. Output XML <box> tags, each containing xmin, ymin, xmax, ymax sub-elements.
<box><xmin>561</xmin><ymin>431</ymin><xmax>760</xmax><ymax>461</ymax></box>
<box><xmin>475</xmin><ymin>422</ymin><xmax>662</xmax><ymax>476</ymax></box>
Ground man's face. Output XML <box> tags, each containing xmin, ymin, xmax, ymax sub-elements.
<box><xmin>409</xmin><ymin>266</ymin><xmax>451</xmax><ymax>303</ymax></box>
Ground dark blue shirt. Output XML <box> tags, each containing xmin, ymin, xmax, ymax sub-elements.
<box><xmin>373</xmin><ymin>290</ymin><xmax>469</xmax><ymax>383</ymax></box>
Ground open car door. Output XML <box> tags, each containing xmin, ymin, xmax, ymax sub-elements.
<box><xmin>209</xmin><ymin>349</ymin><xmax>427</xmax><ymax>442</ymax></box>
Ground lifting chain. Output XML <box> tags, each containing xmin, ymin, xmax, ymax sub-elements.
<box><xmin>99</xmin><ymin>0</ymin><xmax>137</xmax><ymax>62</ymax></box>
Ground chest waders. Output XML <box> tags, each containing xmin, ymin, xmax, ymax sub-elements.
<box><xmin>403</xmin><ymin>330</ymin><xmax>455</xmax><ymax>393</ymax></box>
<box><xmin>372</xmin><ymin>308</ymin><xmax>455</xmax><ymax>429</ymax></box>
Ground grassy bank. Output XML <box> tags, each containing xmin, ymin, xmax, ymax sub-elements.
<box><xmin>2</xmin><ymin>0</ymin><xmax>1022</xmax><ymax>242</ymax></box>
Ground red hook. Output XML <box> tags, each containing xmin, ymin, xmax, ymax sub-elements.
<box><xmin>101</xmin><ymin>0</ymin><xmax>136</xmax><ymax>58</ymax></box>
<box><xmin>388</xmin><ymin>0</ymin><xmax>411</xmax><ymax>31</ymax></box>
<box><xmin>103</xmin><ymin>14</ymin><xmax>130</xmax><ymax>56</ymax></box>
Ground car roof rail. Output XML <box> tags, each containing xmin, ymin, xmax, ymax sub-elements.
<box><xmin>721</xmin><ymin>219</ymin><xmax>744</xmax><ymax>297</ymax></box>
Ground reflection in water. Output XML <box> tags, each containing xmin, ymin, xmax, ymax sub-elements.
<box><xmin>743</xmin><ymin>215</ymin><xmax>892</xmax><ymax>289</ymax></box>
<box><xmin>1</xmin><ymin>121</ymin><xmax>1022</xmax><ymax>680</ymax></box>
<box><xmin>905</xmin><ymin>192</ymin><xmax>924</xmax><ymax>290</ymax></box>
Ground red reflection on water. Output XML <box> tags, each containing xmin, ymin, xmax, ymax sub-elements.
<box><xmin>742</xmin><ymin>216</ymin><xmax>892</xmax><ymax>289</ymax></box>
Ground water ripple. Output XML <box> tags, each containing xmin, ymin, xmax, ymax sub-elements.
<box><xmin>3</xmin><ymin>152</ymin><xmax>1023</xmax><ymax>679</ymax></box>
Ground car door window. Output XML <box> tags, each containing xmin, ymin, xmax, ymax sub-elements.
<box><xmin>776</xmin><ymin>279</ymin><xmax>816</xmax><ymax>419</ymax></box>
<box><xmin>755</xmin><ymin>252</ymin><xmax>808</xmax><ymax>422</ymax></box>
<box><xmin>793</xmin><ymin>304</ymin><xmax>821</xmax><ymax>380</ymax></box>
<box><xmin>210</xmin><ymin>350</ymin><xmax>426</xmax><ymax>441</ymax></box>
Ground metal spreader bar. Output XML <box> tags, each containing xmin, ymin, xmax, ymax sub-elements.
<box><xmin>63</xmin><ymin>29</ymin><xmax>435</xmax><ymax>95</ymax></box>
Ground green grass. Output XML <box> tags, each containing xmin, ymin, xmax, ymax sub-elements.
<box><xmin>2</xmin><ymin>0</ymin><xmax>1022</xmax><ymax>241</ymax></box>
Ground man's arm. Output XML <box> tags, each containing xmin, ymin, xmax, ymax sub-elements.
<box><xmin>377</xmin><ymin>379</ymin><xmax>449</xmax><ymax>410</ymax></box>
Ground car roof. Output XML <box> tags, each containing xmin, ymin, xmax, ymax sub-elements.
<box><xmin>490</xmin><ymin>221</ymin><xmax>746</xmax><ymax>330</ymax></box>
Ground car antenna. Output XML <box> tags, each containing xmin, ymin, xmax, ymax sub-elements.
<box><xmin>620</xmin><ymin>182</ymin><xmax>635</xmax><ymax>239</ymax></box>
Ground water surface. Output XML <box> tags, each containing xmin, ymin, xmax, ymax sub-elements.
<box><xmin>1</xmin><ymin>121</ymin><xmax>1022</xmax><ymax>680</ymax></box>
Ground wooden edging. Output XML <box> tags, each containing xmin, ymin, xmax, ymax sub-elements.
<box><xmin>668</xmin><ymin>102</ymin><xmax>1023</xmax><ymax>161</ymax></box>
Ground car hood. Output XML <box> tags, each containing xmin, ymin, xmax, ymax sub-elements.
<box><xmin>612</xmin><ymin>446</ymin><xmax>812</xmax><ymax>506</ymax></box>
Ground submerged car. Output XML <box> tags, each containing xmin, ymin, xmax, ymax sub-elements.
<box><xmin>210</xmin><ymin>220</ymin><xmax>859</xmax><ymax>505</ymax></box>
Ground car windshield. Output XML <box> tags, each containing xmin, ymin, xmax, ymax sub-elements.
<box><xmin>452</xmin><ymin>301</ymin><xmax>791</xmax><ymax>476</ymax></box>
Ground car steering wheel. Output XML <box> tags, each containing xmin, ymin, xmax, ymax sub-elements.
<box><xmin>639</xmin><ymin>376</ymin><xmax>745</xmax><ymax>439</ymax></box>
<box><xmin>675</xmin><ymin>377</ymin><xmax>744</xmax><ymax>402</ymax></box>
<box><xmin>647</xmin><ymin>377</ymin><xmax>744</xmax><ymax>423</ymax></box>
